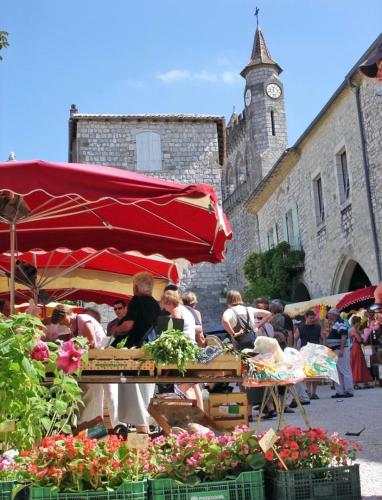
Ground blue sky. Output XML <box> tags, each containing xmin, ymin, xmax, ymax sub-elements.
<box><xmin>1</xmin><ymin>0</ymin><xmax>381</xmax><ymax>162</ymax></box>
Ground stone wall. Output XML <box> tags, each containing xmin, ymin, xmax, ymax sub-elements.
<box><xmin>255</xmin><ymin>84</ymin><xmax>380</xmax><ymax>298</ymax></box>
<box><xmin>73</xmin><ymin>117</ymin><xmax>227</xmax><ymax>328</ymax></box>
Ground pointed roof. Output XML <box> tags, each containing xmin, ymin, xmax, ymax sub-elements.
<box><xmin>241</xmin><ymin>27</ymin><xmax>282</xmax><ymax>78</ymax></box>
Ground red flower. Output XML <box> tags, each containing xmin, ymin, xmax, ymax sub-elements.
<box><xmin>31</xmin><ymin>340</ymin><xmax>50</xmax><ymax>361</ymax></box>
<box><xmin>265</xmin><ymin>450</ymin><xmax>275</xmax><ymax>461</ymax></box>
<box><xmin>289</xmin><ymin>441</ymin><xmax>299</xmax><ymax>450</ymax></box>
<box><xmin>291</xmin><ymin>451</ymin><xmax>299</xmax><ymax>460</ymax></box>
<box><xmin>56</xmin><ymin>340</ymin><xmax>85</xmax><ymax>374</ymax></box>
<box><xmin>310</xmin><ymin>444</ymin><xmax>319</xmax><ymax>454</ymax></box>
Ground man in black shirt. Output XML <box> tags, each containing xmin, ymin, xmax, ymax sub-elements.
<box><xmin>295</xmin><ymin>310</ymin><xmax>323</xmax><ymax>399</ymax></box>
<box><xmin>110</xmin><ymin>272</ymin><xmax>160</xmax><ymax>434</ymax></box>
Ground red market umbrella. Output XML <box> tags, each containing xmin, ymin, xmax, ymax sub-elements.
<box><xmin>336</xmin><ymin>286</ymin><xmax>377</xmax><ymax>312</ymax></box>
<box><xmin>0</xmin><ymin>247</ymin><xmax>183</xmax><ymax>304</ymax></box>
<box><xmin>0</xmin><ymin>160</ymin><xmax>232</xmax><ymax>309</ymax></box>
<box><xmin>0</xmin><ymin>288</ymin><xmax>132</xmax><ymax>308</ymax></box>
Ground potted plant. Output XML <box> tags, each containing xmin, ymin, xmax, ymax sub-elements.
<box><xmin>149</xmin><ymin>426</ymin><xmax>265</xmax><ymax>500</ymax></box>
<box><xmin>15</xmin><ymin>434</ymin><xmax>149</xmax><ymax>499</ymax></box>
<box><xmin>264</xmin><ymin>427</ymin><xmax>362</xmax><ymax>500</ymax></box>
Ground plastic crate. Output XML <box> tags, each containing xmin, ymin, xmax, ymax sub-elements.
<box><xmin>150</xmin><ymin>470</ymin><xmax>264</xmax><ymax>500</ymax></box>
<box><xmin>265</xmin><ymin>464</ymin><xmax>361</xmax><ymax>500</ymax></box>
<box><xmin>0</xmin><ymin>481</ymin><xmax>14</xmax><ymax>500</ymax></box>
<box><xmin>30</xmin><ymin>480</ymin><xmax>147</xmax><ymax>500</ymax></box>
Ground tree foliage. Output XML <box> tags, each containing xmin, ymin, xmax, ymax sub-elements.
<box><xmin>0</xmin><ymin>31</ymin><xmax>9</xmax><ymax>61</ymax></box>
<box><xmin>243</xmin><ymin>241</ymin><xmax>305</xmax><ymax>302</ymax></box>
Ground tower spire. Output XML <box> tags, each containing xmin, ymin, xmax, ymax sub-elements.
<box><xmin>240</xmin><ymin>22</ymin><xmax>282</xmax><ymax>78</ymax></box>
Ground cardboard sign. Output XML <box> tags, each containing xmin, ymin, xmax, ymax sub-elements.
<box><xmin>127</xmin><ymin>433</ymin><xmax>149</xmax><ymax>449</ymax></box>
<box><xmin>259</xmin><ymin>428</ymin><xmax>279</xmax><ymax>453</ymax></box>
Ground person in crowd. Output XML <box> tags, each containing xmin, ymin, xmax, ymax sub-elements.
<box><xmin>83</xmin><ymin>306</ymin><xmax>102</xmax><ymax>323</ymax></box>
<box><xmin>269</xmin><ymin>302</ymin><xmax>289</xmax><ymax>349</ymax></box>
<box><xmin>82</xmin><ymin>305</ymin><xmax>123</xmax><ymax>428</ymax></box>
<box><xmin>271</xmin><ymin>300</ymin><xmax>294</xmax><ymax>347</ymax></box>
<box><xmin>0</xmin><ymin>298</ymin><xmax>10</xmax><ymax>318</ymax></box>
<box><xmin>50</xmin><ymin>304</ymin><xmax>123</xmax><ymax>428</ymax></box>
<box><xmin>325</xmin><ymin>308</ymin><xmax>354</xmax><ymax>398</ymax></box>
<box><xmin>222</xmin><ymin>290</ymin><xmax>271</xmax><ymax>350</ymax></box>
<box><xmin>110</xmin><ymin>272</ymin><xmax>161</xmax><ymax>434</ymax></box>
<box><xmin>107</xmin><ymin>300</ymin><xmax>127</xmax><ymax>336</ymax></box>
<box><xmin>182</xmin><ymin>291</ymin><xmax>206</xmax><ymax>347</ymax></box>
<box><xmin>255</xmin><ymin>311</ymin><xmax>275</xmax><ymax>338</ymax></box>
<box><xmin>349</xmin><ymin>315</ymin><xmax>373</xmax><ymax>389</ymax></box>
<box><xmin>255</xmin><ymin>298</ymin><xmax>270</xmax><ymax>311</ymax></box>
<box><xmin>222</xmin><ymin>291</ymin><xmax>274</xmax><ymax>419</ymax></box>
<box><xmin>161</xmin><ymin>289</ymin><xmax>203</xmax><ymax>409</ymax></box>
<box><xmin>294</xmin><ymin>310</ymin><xmax>323</xmax><ymax>399</ymax></box>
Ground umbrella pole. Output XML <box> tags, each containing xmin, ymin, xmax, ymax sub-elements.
<box><xmin>10</xmin><ymin>223</ymin><xmax>16</xmax><ymax>314</ymax></box>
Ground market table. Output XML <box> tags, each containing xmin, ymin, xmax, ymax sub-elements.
<box><xmin>243</xmin><ymin>377</ymin><xmax>328</xmax><ymax>431</ymax></box>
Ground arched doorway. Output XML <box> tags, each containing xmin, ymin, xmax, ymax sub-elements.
<box><xmin>292</xmin><ymin>282</ymin><xmax>311</xmax><ymax>302</ymax></box>
<box><xmin>332</xmin><ymin>257</ymin><xmax>371</xmax><ymax>293</ymax></box>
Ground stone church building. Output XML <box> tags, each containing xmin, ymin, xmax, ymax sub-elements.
<box><xmin>223</xmin><ymin>28</ymin><xmax>382</xmax><ymax>301</ymax></box>
<box><xmin>68</xmin><ymin>26</ymin><xmax>382</xmax><ymax>324</ymax></box>
<box><xmin>68</xmin><ymin>112</ymin><xmax>228</xmax><ymax>326</ymax></box>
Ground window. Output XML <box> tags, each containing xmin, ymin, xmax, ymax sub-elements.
<box><xmin>267</xmin><ymin>228</ymin><xmax>275</xmax><ymax>249</ymax></box>
<box><xmin>283</xmin><ymin>202</ymin><xmax>301</xmax><ymax>249</ymax></box>
<box><xmin>336</xmin><ymin>150</ymin><xmax>350</xmax><ymax>203</ymax></box>
<box><xmin>313</xmin><ymin>176</ymin><xmax>325</xmax><ymax>225</ymax></box>
<box><xmin>270</xmin><ymin>110</ymin><xmax>276</xmax><ymax>136</ymax></box>
<box><xmin>136</xmin><ymin>132</ymin><xmax>162</xmax><ymax>171</ymax></box>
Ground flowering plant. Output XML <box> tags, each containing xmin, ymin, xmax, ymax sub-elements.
<box><xmin>264</xmin><ymin>427</ymin><xmax>362</xmax><ymax>470</ymax></box>
<box><xmin>0</xmin><ymin>314</ymin><xmax>86</xmax><ymax>451</ymax></box>
<box><xmin>0</xmin><ymin>450</ymin><xmax>18</xmax><ymax>480</ymax></box>
<box><xmin>16</xmin><ymin>434</ymin><xmax>149</xmax><ymax>491</ymax></box>
<box><xmin>149</xmin><ymin>426</ymin><xmax>264</xmax><ymax>483</ymax></box>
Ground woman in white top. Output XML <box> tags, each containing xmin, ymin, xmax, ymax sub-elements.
<box><xmin>221</xmin><ymin>290</ymin><xmax>271</xmax><ymax>350</ymax></box>
<box><xmin>51</xmin><ymin>304</ymin><xmax>121</xmax><ymax>428</ymax></box>
<box><xmin>161</xmin><ymin>290</ymin><xmax>203</xmax><ymax>409</ymax></box>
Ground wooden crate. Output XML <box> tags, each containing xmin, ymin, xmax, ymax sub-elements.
<box><xmin>87</xmin><ymin>348</ymin><xmax>147</xmax><ymax>359</ymax></box>
<box><xmin>156</xmin><ymin>353</ymin><xmax>241</xmax><ymax>377</ymax></box>
<box><xmin>207</xmin><ymin>392</ymin><xmax>248</xmax><ymax>430</ymax></box>
<box><xmin>83</xmin><ymin>349</ymin><xmax>154</xmax><ymax>375</ymax></box>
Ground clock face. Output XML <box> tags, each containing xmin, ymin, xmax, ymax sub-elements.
<box><xmin>244</xmin><ymin>88</ymin><xmax>252</xmax><ymax>107</ymax></box>
<box><xmin>266</xmin><ymin>83</ymin><xmax>282</xmax><ymax>99</ymax></box>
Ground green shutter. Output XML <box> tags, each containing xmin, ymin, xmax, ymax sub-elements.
<box><xmin>291</xmin><ymin>202</ymin><xmax>301</xmax><ymax>249</ymax></box>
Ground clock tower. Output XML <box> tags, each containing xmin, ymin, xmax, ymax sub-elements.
<box><xmin>241</xmin><ymin>26</ymin><xmax>288</xmax><ymax>179</ymax></box>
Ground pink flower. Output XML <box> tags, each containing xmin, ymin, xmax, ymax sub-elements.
<box><xmin>56</xmin><ymin>340</ymin><xmax>85</xmax><ymax>374</ymax></box>
<box><xmin>31</xmin><ymin>340</ymin><xmax>50</xmax><ymax>361</ymax></box>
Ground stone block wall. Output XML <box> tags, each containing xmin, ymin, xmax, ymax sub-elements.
<box><xmin>255</xmin><ymin>85</ymin><xmax>379</xmax><ymax>298</ymax></box>
<box><xmin>73</xmin><ymin>117</ymin><xmax>228</xmax><ymax>328</ymax></box>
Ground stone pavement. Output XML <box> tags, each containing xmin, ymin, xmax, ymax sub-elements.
<box><xmin>250</xmin><ymin>383</ymin><xmax>382</xmax><ymax>499</ymax></box>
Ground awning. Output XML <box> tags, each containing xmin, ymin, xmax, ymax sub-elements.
<box><xmin>285</xmin><ymin>293</ymin><xmax>346</xmax><ymax>317</ymax></box>
<box><xmin>336</xmin><ymin>286</ymin><xmax>377</xmax><ymax>312</ymax></box>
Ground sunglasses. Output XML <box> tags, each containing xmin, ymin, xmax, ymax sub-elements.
<box><xmin>114</xmin><ymin>306</ymin><xmax>124</xmax><ymax>311</ymax></box>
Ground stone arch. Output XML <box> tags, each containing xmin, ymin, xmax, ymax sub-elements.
<box><xmin>331</xmin><ymin>256</ymin><xmax>371</xmax><ymax>294</ymax></box>
<box><xmin>292</xmin><ymin>282</ymin><xmax>311</xmax><ymax>302</ymax></box>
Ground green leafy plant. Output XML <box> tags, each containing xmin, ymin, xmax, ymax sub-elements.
<box><xmin>243</xmin><ymin>241</ymin><xmax>305</xmax><ymax>302</ymax></box>
<box><xmin>0</xmin><ymin>314</ymin><xmax>85</xmax><ymax>450</ymax></box>
<box><xmin>143</xmin><ymin>329</ymin><xmax>202</xmax><ymax>375</ymax></box>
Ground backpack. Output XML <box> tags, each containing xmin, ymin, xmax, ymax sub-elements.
<box><xmin>231</xmin><ymin>307</ymin><xmax>257</xmax><ymax>350</ymax></box>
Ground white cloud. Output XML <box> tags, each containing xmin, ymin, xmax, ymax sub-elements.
<box><xmin>221</xmin><ymin>71</ymin><xmax>240</xmax><ymax>84</ymax></box>
<box><xmin>157</xmin><ymin>68</ymin><xmax>240</xmax><ymax>85</ymax></box>
<box><xmin>157</xmin><ymin>69</ymin><xmax>191</xmax><ymax>82</ymax></box>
